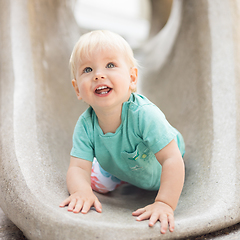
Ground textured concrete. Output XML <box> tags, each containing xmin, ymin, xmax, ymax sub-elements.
<box><xmin>0</xmin><ymin>208</ymin><xmax>26</xmax><ymax>240</ymax></box>
<box><xmin>0</xmin><ymin>0</ymin><xmax>240</xmax><ymax>240</ymax></box>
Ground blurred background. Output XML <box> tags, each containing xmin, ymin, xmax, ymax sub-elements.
<box><xmin>73</xmin><ymin>0</ymin><xmax>151</xmax><ymax>49</ymax></box>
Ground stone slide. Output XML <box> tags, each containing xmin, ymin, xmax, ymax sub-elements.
<box><xmin>0</xmin><ymin>0</ymin><xmax>240</xmax><ymax>239</ymax></box>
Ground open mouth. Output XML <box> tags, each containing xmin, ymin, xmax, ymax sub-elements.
<box><xmin>95</xmin><ymin>86</ymin><xmax>112</xmax><ymax>95</ymax></box>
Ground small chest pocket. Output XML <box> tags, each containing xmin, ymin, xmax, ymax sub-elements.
<box><xmin>121</xmin><ymin>142</ymin><xmax>153</xmax><ymax>172</ymax></box>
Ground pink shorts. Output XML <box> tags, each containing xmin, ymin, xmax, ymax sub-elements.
<box><xmin>91</xmin><ymin>158</ymin><xmax>126</xmax><ymax>193</ymax></box>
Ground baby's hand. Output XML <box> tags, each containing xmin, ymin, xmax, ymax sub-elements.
<box><xmin>59</xmin><ymin>191</ymin><xmax>102</xmax><ymax>214</ymax></box>
<box><xmin>132</xmin><ymin>201</ymin><xmax>174</xmax><ymax>234</ymax></box>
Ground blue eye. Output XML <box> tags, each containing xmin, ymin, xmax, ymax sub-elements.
<box><xmin>106</xmin><ymin>63</ymin><xmax>115</xmax><ymax>68</ymax></box>
<box><xmin>83</xmin><ymin>67</ymin><xmax>92</xmax><ymax>73</ymax></box>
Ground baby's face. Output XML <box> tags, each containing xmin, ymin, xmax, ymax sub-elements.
<box><xmin>72</xmin><ymin>48</ymin><xmax>137</xmax><ymax>112</ymax></box>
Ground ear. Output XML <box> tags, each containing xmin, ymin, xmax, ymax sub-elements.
<box><xmin>72</xmin><ymin>79</ymin><xmax>82</xmax><ymax>100</ymax></box>
<box><xmin>129</xmin><ymin>67</ymin><xmax>138</xmax><ymax>90</ymax></box>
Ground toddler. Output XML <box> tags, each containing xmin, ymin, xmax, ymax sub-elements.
<box><xmin>60</xmin><ymin>30</ymin><xmax>185</xmax><ymax>234</ymax></box>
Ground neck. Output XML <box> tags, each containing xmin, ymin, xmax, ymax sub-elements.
<box><xmin>94</xmin><ymin>106</ymin><xmax>122</xmax><ymax>134</ymax></box>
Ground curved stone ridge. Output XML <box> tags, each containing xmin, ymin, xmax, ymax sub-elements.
<box><xmin>0</xmin><ymin>0</ymin><xmax>240</xmax><ymax>239</ymax></box>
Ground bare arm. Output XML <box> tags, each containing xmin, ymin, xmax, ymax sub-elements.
<box><xmin>59</xmin><ymin>157</ymin><xmax>102</xmax><ymax>214</ymax></box>
<box><xmin>155</xmin><ymin>139</ymin><xmax>185</xmax><ymax>210</ymax></box>
<box><xmin>132</xmin><ymin>140</ymin><xmax>185</xmax><ymax>234</ymax></box>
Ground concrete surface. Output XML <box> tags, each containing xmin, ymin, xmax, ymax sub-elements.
<box><xmin>2</xmin><ymin>204</ymin><xmax>240</xmax><ymax>240</ymax></box>
<box><xmin>0</xmin><ymin>208</ymin><xmax>26</xmax><ymax>240</ymax></box>
<box><xmin>0</xmin><ymin>0</ymin><xmax>240</xmax><ymax>240</ymax></box>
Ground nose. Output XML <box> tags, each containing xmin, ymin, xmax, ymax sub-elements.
<box><xmin>94</xmin><ymin>71</ymin><xmax>106</xmax><ymax>81</ymax></box>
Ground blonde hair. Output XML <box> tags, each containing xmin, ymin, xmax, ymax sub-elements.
<box><xmin>70</xmin><ymin>30</ymin><xmax>138</xmax><ymax>80</ymax></box>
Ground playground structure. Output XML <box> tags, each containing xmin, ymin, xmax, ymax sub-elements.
<box><xmin>0</xmin><ymin>0</ymin><xmax>240</xmax><ymax>239</ymax></box>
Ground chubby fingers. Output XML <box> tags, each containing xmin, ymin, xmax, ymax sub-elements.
<box><xmin>93</xmin><ymin>199</ymin><xmax>102</xmax><ymax>213</ymax></box>
<box><xmin>59</xmin><ymin>196</ymin><xmax>102</xmax><ymax>214</ymax></box>
<box><xmin>132</xmin><ymin>208</ymin><xmax>145</xmax><ymax>217</ymax></box>
<box><xmin>149</xmin><ymin>212</ymin><xmax>160</xmax><ymax>227</ymax></box>
<box><xmin>149</xmin><ymin>212</ymin><xmax>174</xmax><ymax>234</ymax></box>
<box><xmin>59</xmin><ymin>197</ymin><xmax>79</xmax><ymax>212</ymax></box>
<box><xmin>132</xmin><ymin>203</ymin><xmax>175</xmax><ymax>234</ymax></box>
<box><xmin>167</xmin><ymin>214</ymin><xmax>175</xmax><ymax>232</ymax></box>
<box><xmin>159</xmin><ymin>214</ymin><xmax>174</xmax><ymax>234</ymax></box>
<box><xmin>72</xmin><ymin>199</ymin><xmax>84</xmax><ymax>213</ymax></box>
<box><xmin>81</xmin><ymin>198</ymin><xmax>102</xmax><ymax>214</ymax></box>
<box><xmin>135</xmin><ymin>210</ymin><xmax>151</xmax><ymax>222</ymax></box>
<box><xmin>59</xmin><ymin>197</ymin><xmax>71</xmax><ymax>208</ymax></box>
<box><xmin>159</xmin><ymin>214</ymin><xmax>168</xmax><ymax>234</ymax></box>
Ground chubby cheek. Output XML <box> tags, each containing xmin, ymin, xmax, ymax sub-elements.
<box><xmin>78</xmin><ymin>82</ymin><xmax>91</xmax><ymax>99</ymax></box>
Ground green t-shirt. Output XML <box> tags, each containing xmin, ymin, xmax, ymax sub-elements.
<box><xmin>71</xmin><ymin>93</ymin><xmax>185</xmax><ymax>190</ymax></box>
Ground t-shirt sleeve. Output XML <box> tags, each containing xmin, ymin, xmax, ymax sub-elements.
<box><xmin>139</xmin><ymin>104</ymin><xmax>180</xmax><ymax>154</ymax></box>
<box><xmin>70</xmin><ymin>115</ymin><xmax>94</xmax><ymax>162</ymax></box>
